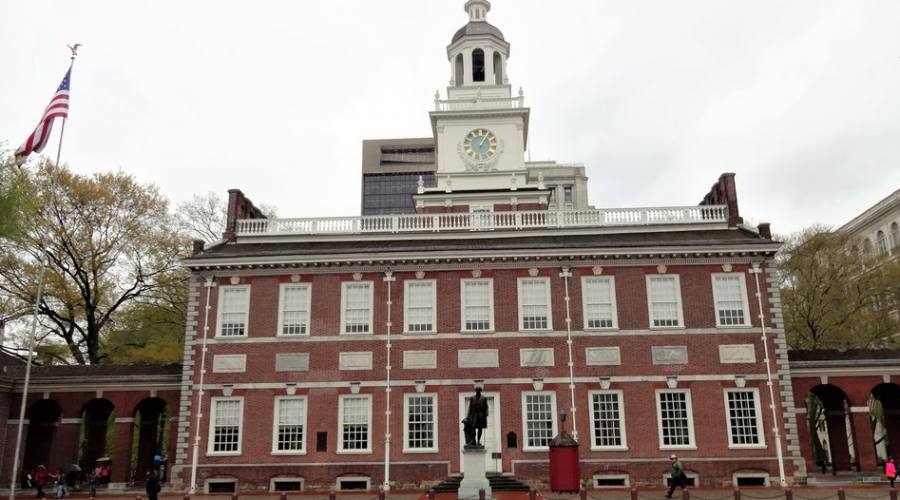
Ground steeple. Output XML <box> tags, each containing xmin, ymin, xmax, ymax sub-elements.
<box><xmin>448</xmin><ymin>0</ymin><xmax>509</xmax><ymax>89</ymax></box>
<box><xmin>465</xmin><ymin>0</ymin><xmax>490</xmax><ymax>22</ymax></box>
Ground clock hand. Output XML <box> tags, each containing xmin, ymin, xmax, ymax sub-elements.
<box><xmin>479</xmin><ymin>135</ymin><xmax>489</xmax><ymax>149</ymax></box>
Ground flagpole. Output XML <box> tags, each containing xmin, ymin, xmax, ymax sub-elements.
<box><xmin>7</xmin><ymin>49</ymin><xmax>76</xmax><ymax>500</ymax></box>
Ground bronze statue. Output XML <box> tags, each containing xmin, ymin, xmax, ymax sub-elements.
<box><xmin>463</xmin><ymin>387</ymin><xmax>489</xmax><ymax>447</ymax></box>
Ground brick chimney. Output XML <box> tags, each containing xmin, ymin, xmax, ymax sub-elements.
<box><xmin>223</xmin><ymin>189</ymin><xmax>267</xmax><ymax>241</ymax></box>
<box><xmin>699</xmin><ymin>173</ymin><xmax>743</xmax><ymax>226</ymax></box>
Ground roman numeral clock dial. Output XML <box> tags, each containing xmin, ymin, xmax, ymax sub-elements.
<box><xmin>463</xmin><ymin>128</ymin><xmax>498</xmax><ymax>161</ymax></box>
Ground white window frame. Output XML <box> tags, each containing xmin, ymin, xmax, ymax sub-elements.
<box><xmin>655</xmin><ymin>389</ymin><xmax>696</xmax><ymax>450</ymax></box>
<box><xmin>711</xmin><ymin>273</ymin><xmax>752</xmax><ymax>328</ymax></box>
<box><xmin>646</xmin><ymin>275</ymin><xmax>684</xmax><ymax>329</ymax></box>
<box><xmin>216</xmin><ymin>285</ymin><xmax>250</xmax><ymax>337</ymax></box>
<box><xmin>403</xmin><ymin>393</ymin><xmax>438</xmax><ymax>453</ymax></box>
<box><xmin>336</xmin><ymin>476</ymin><xmax>371</xmax><ymax>491</ymax></box>
<box><xmin>724</xmin><ymin>389</ymin><xmax>766</xmax><ymax>449</ymax></box>
<box><xmin>517</xmin><ymin>277</ymin><xmax>553</xmax><ymax>331</ymax></box>
<box><xmin>269</xmin><ymin>477</ymin><xmax>304</xmax><ymax>492</ymax></box>
<box><xmin>207</xmin><ymin>397</ymin><xmax>244</xmax><ymax>456</ymax></box>
<box><xmin>581</xmin><ymin>276</ymin><xmax>618</xmax><ymax>330</ymax></box>
<box><xmin>277</xmin><ymin>283</ymin><xmax>311</xmax><ymax>336</ymax></box>
<box><xmin>204</xmin><ymin>479</ymin><xmax>238</xmax><ymax>494</ymax></box>
<box><xmin>271</xmin><ymin>396</ymin><xmax>308</xmax><ymax>455</ymax></box>
<box><xmin>337</xmin><ymin>394</ymin><xmax>373</xmax><ymax>454</ymax></box>
<box><xmin>404</xmin><ymin>280</ymin><xmax>437</xmax><ymax>334</ymax></box>
<box><xmin>521</xmin><ymin>391</ymin><xmax>558</xmax><ymax>451</ymax></box>
<box><xmin>340</xmin><ymin>281</ymin><xmax>374</xmax><ymax>335</ymax></box>
<box><xmin>732</xmin><ymin>472</ymin><xmax>769</xmax><ymax>487</ymax></box>
<box><xmin>593</xmin><ymin>474</ymin><xmax>630</xmax><ymax>488</ymax></box>
<box><xmin>587</xmin><ymin>390</ymin><xmax>628</xmax><ymax>451</ymax></box>
<box><xmin>460</xmin><ymin>278</ymin><xmax>495</xmax><ymax>332</ymax></box>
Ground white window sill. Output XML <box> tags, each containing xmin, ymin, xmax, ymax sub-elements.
<box><xmin>659</xmin><ymin>445</ymin><xmax>697</xmax><ymax>450</ymax></box>
<box><xmin>523</xmin><ymin>447</ymin><xmax>550</xmax><ymax>452</ymax></box>
<box><xmin>271</xmin><ymin>450</ymin><xmax>307</xmax><ymax>456</ymax></box>
<box><xmin>648</xmin><ymin>326</ymin><xmax>685</xmax><ymax>331</ymax></box>
<box><xmin>715</xmin><ymin>324</ymin><xmax>753</xmax><ymax>329</ymax></box>
<box><xmin>206</xmin><ymin>451</ymin><xmax>242</xmax><ymax>457</ymax></box>
<box><xmin>590</xmin><ymin>446</ymin><xmax>629</xmax><ymax>451</ymax></box>
<box><xmin>340</xmin><ymin>331</ymin><xmax>374</xmax><ymax>336</ymax></box>
<box><xmin>336</xmin><ymin>449</ymin><xmax>373</xmax><ymax>455</ymax></box>
<box><xmin>462</xmin><ymin>329</ymin><xmax>495</xmax><ymax>334</ymax></box>
<box><xmin>728</xmin><ymin>444</ymin><xmax>767</xmax><ymax>450</ymax></box>
<box><xmin>402</xmin><ymin>448</ymin><xmax>439</xmax><ymax>454</ymax></box>
<box><xmin>403</xmin><ymin>331</ymin><xmax>437</xmax><ymax>335</ymax></box>
<box><xmin>214</xmin><ymin>335</ymin><xmax>249</xmax><ymax>339</ymax></box>
<box><xmin>519</xmin><ymin>329</ymin><xmax>553</xmax><ymax>333</ymax></box>
<box><xmin>584</xmin><ymin>327</ymin><xmax>619</xmax><ymax>332</ymax></box>
<box><xmin>276</xmin><ymin>333</ymin><xmax>310</xmax><ymax>338</ymax></box>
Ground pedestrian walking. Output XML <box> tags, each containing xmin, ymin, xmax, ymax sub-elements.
<box><xmin>666</xmin><ymin>454</ymin><xmax>688</xmax><ymax>498</ymax></box>
<box><xmin>886</xmin><ymin>457</ymin><xmax>897</xmax><ymax>488</ymax></box>
<box><xmin>145</xmin><ymin>471</ymin><xmax>161</xmax><ymax>500</ymax></box>
<box><xmin>34</xmin><ymin>465</ymin><xmax>49</xmax><ymax>499</ymax></box>
<box><xmin>53</xmin><ymin>468</ymin><xmax>66</xmax><ymax>498</ymax></box>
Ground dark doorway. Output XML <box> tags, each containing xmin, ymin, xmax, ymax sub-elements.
<box><xmin>23</xmin><ymin>399</ymin><xmax>63</xmax><ymax>471</ymax></box>
<box><xmin>80</xmin><ymin>399</ymin><xmax>115</xmax><ymax>471</ymax></box>
<box><xmin>132</xmin><ymin>398</ymin><xmax>169</xmax><ymax>482</ymax></box>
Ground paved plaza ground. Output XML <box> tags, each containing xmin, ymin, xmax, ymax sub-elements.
<box><xmin>1</xmin><ymin>487</ymin><xmax>898</xmax><ymax>500</ymax></box>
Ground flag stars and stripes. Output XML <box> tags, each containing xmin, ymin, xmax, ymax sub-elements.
<box><xmin>14</xmin><ymin>67</ymin><xmax>72</xmax><ymax>164</ymax></box>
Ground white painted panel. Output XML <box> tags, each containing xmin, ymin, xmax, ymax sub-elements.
<box><xmin>519</xmin><ymin>348</ymin><xmax>554</xmax><ymax>367</ymax></box>
<box><xmin>339</xmin><ymin>351</ymin><xmax>373</xmax><ymax>371</ymax></box>
<box><xmin>458</xmin><ymin>349</ymin><xmax>499</xmax><ymax>368</ymax></box>
<box><xmin>275</xmin><ymin>353</ymin><xmax>310</xmax><ymax>372</ymax></box>
<box><xmin>212</xmin><ymin>354</ymin><xmax>246</xmax><ymax>373</ymax></box>
<box><xmin>585</xmin><ymin>347</ymin><xmax>621</xmax><ymax>366</ymax></box>
<box><xmin>651</xmin><ymin>346</ymin><xmax>688</xmax><ymax>365</ymax></box>
<box><xmin>719</xmin><ymin>344</ymin><xmax>756</xmax><ymax>364</ymax></box>
<box><xmin>403</xmin><ymin>350</ymin><xmax>437</xmax><ymax>369</ymax></box>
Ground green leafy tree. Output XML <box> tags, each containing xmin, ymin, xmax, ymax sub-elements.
<box><xmin>779</xmin><ymin>226</ymin><xmax>900</xmax><ymax>349</ymax></box>
<box><xmin>0</xmin><ymin>148</ymin><xmax>34</xmax><ymax>241</ymax></box>
<box><xmin>0</xmin><ymin>161</ymin><xmax>186</xmax><ymax>364</ymax></box>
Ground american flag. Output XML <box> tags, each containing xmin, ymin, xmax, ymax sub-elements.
<box><xmin>14</xmin><ymin>67</ymin><xmax>72</xmax><ymax>165</ymax></box>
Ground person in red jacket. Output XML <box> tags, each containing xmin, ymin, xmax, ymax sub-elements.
<box><xmin>34</xmin><ymin>465</ymin><xmax>49</xmax><ymax>499</ymax></box>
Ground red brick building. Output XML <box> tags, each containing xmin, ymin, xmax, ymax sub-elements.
<box><xmin>167</xmin><ymin>0</ymin><xmax>805</xmax><ymax>493</ymax></box>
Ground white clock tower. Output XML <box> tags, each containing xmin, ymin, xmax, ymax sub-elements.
<box><xmin>418</xmin><ymin>0</ymin><xmax>546</xmax><ymax>211</ymax></box>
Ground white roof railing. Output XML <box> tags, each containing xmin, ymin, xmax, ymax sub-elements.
<box><xmin>235</xmin><ymin>206</ymin><xmax>728</xmax><ymax>237</ymax></box>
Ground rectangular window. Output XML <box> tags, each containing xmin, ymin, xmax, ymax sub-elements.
<box><xmin>712</xmin><ymin>274</ymin><xmax>751</xmax><ymax>327</ymax></box>
<box><xmin>582</xmin><ymin>276</ymin><xmax>617</xmax><ymax>329</ymax></box>
<box><xmin>522</xmin><ymin>392</ymin><xmax>557</xmax><ymax>450</ymax></box>
<box><xmin>404</xmin><ymin>280</ymin><xmax>436</xmax><ymax>333</ymax></box>
<box><xmin>217</xmin><ymin>286</ymin><xmax>250</xmax><ymax>337</ymax></box>
<box><xmin>518</xmin><ymin>278</ymin><xmax>552</xmax><ymax>331</ymax></box>
<box><xmin>656</xmin><ymin>390</ymin><xmax>695</xmax><ymax>449</ymax></box>
<box><xmin>461</xmin><ymin>279</ymin><xmax>493</xmax><ymax>332</ymax></box>
<box><xmin>341</xmin><ymin>282</ymin><xmax>373</xmax><ymax>334</ymax></box>
<box><xmin>563</xmin><ymin>186</ymin><xmax>573</xmax><ymax>203</ymax></box>
<box><xmin>338</xmin><ymin>395</ymin><xmax>372</xmax><ymax>453</ymax></box>
<box><xmin>589</xmin><ymin>390</ymin><xmax>626</xmax><ymax>449</ymax></box>
<box><xmin>209</xmin><ymin>398</ymin><xmax>243</xmax><ymax>454</ymax></box>
<box><xmin>278</xmin><ymin>284</ymin><xmax>310</xmax><ymax>335</ymax></box>
<box><xmin>647</xmin><ymin>275</ymin><xmax>683</xmax><ymax>328</ymax></box>
<box><xmin>272</xmin><ymin>397</ymin><xmax>307</xmax><ymax>453</ymax></box>
<box><xmin>404</xmin><ymin>394</ymin><xmax>437</xmax><ymax>452</ymax></box>
<box><xmin>725</xmin><ymin>389</ymin><xmax>765</xmax><ymax>448</ymax></box>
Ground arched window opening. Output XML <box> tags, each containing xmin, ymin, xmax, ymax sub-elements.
<box><xmin>455</xmin><ymin>54</ymin><xmax>464</xmax><ymax>87</ymax></box>
<box><xmin>862</xmin><ymin>238</ymin><xmax>874</xmax><ymax>258</ymax></box>
<box><xmin>493</xmin><ymin>52</ymin><xmax>503</xmax><ymax>84</ymax></box>
<box><xmin>472</xmin><ymin>49</ymin><xmax>485</xmax><ymax>82</ymax></box>
<box><xmin>807</xmin><ymin>385</ymin><xmax>858</xmax><ymax>473</ymax></box>
<box><xmin>891</xmin><ymin>222</ymin><xmax>899</xmax><ymax>249</ymax></box>
<box><xmin>876</xmin><ymin>231</ymin><xmax>888</xmax><ymax>257</ymax></box>
<box><xmin>79</xmin><ymin>399</ymin><xmax>116</xmax><ymax>474</ymax></box>
<box><xmin>132</xmin><ymin>398</ymin><xmax>170</xmax><ymax>482</ymax></box>
<box><xmin>24</xmin><ymin>400</ymin><xmax>63</xmax><ymax>472</ymax></box>
<box><xmin>869</xmin><ymin>383</ymin><xmax>900</xmax><ymax>463</ymax></box>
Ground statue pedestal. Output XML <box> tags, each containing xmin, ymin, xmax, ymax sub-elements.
<box><xmin>459</xmin><ymin>446</ymin><xmax>491</xmax><ymax>500</ymax></box>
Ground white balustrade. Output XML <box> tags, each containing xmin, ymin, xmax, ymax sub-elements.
<box><xmin>434</xmin><ymin>96</ymin><xmax>525</xmax><ymax>111</ymax></box>
<box><xmin>235</xmin><ymin>205</ymin><xmax>728</xmax><ymax>237</ymax></box>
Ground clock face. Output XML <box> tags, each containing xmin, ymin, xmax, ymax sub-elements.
<box><xmin>463</xmin><ymin>128</ymin><xmax>498</xmax><ymax>161</ymax></box>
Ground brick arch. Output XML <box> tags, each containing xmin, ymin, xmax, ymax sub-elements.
<box><xmin>870</xmin><ymin>383</ymin><xmax>900</xmax><ymax>462</ymax></box>
<box><xmin>807</xmin><ymin>384</ymin><xmax>857</xmax><ymax>473</ymax></box>
<box><xmin>23</xmin><ymin>399</ymin><xmax>63</xmax><ymax>472</ymax></box>
<box><xmin>79</xmin><ymin>398</ymin><xmax>116</xmax><ymax>471</ymax></box>
<box><xmin>131</xmin><ymin>397</ymin><xmax>170</xmax><ymax>483</ymax></box>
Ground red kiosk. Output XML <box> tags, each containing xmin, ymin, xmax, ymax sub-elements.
<box><xmin>548</xmin><ymin>409</ymin><xmax>581</xmax><ymax>492</ymax></box>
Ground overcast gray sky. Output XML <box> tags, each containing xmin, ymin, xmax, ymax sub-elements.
<box><xmin>3</xmin><ymin>0</ymin><xmax>899</xmax><ymax>235</ymax></box>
